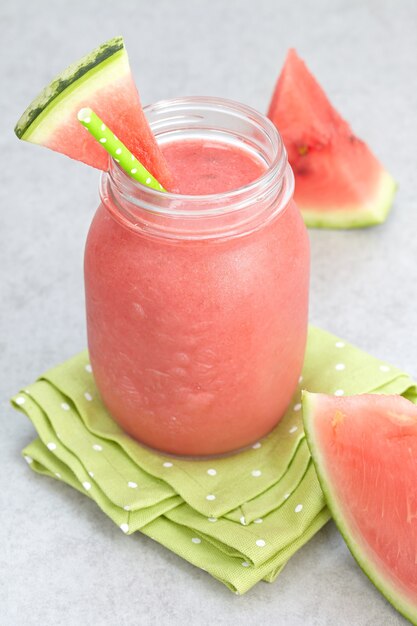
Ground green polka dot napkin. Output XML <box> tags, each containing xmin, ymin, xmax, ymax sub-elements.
<box><xmin>12</xmin><ymin>327</ymin><xmax>417</xmax><ymax>594</ymax></box>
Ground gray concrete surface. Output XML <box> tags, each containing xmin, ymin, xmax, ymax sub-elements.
<box><xmin>1</xmin><ymin>0</ymin><xmax>416</xmax><ymax>624</ymax></box>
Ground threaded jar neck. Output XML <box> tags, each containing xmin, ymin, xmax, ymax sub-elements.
<box><xmin>101</xmin><ymin>96</ymin><xmax>294</xmax><ymax>240</ymax></box>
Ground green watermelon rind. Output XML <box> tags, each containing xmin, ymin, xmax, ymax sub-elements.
<box><xmin>14</xmin><ymin>36</ymin><xmax>124</xmax><ymax>139</ymax></box>
<box><xmin>300</xmin><ymin>171</ymin><xmax>397</xmax><ymax>229</ymax></box>
<box><xmin>302</xmin><ymin>391</ymin><xmax>417</xmax><ymax>626</ymax></box>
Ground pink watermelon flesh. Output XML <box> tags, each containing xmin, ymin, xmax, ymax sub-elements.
<box><xmin>303</xmin><ymin>392</ymin><xmax>417</xmax><ymax>624</ymax></box>
<box><xmin>267</xmin><ymin>49</ymin><xmax>394</xmax><ymax>226</ymax></box>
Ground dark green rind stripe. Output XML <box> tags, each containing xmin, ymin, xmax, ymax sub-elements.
<box><xmin>14</xmin><ymin>36</ymin><xmax>124</xmax><ymax>139</ymax></box>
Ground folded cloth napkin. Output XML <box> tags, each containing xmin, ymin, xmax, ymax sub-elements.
<box><xmin>12</xmin><ymin>327</ymin><xmax>417</xmax><ymax>594</ymax></box>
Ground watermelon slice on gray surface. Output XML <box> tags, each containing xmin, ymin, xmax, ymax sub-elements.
<box><xmin>268</xmin><ymin>50</ymin><xmax>396</xmax><ymax>229</ymax></box>
<box><xmin>303</xmin><ymin>391</ymin><xmax>417</xmax><ymax>625</ymax></box>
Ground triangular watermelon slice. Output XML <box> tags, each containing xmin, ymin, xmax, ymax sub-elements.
<box><xmin>268</xmin><ymin>50</ymin><xmax>396</xmax><ymax>228</ymax></box>
<box><xmin>14</xmin><ymin>36</ymin><xmax>173</xmax><ymax>190</ymax></box>
<box><xmin>302</xmin><ymin>391</ymin><xmax>417</xmax><ymax>624</ymax></box>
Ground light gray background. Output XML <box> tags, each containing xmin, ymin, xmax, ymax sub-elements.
<box><xmin>1</xmin><ymin>1</ymin><xmax>416</xmax><ymax>624</ymax></box>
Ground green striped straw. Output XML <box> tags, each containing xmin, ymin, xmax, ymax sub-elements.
<box><xmin>77</xmin><ymin>107</ymin><xmax>165</xmax><ymax>191</ymax></box>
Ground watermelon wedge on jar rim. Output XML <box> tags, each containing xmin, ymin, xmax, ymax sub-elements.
<box><xmin>268</xmin><ymin>49</ymin><xmax>397</xmax><ymax>229</ymax></box>
<box><xmin>14</xmin><ymin>36</ymin><xmax>174</xmax><ymax>190</ymax></box>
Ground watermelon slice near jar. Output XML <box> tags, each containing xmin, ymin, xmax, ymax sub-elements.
<box><xmin>303</xmin><ymin>392</ymin><xmax>417</xmax><ymax>625</ymax></box>
<box><xmin>268</xmin><ymin>49</ymin><xmax>397</xmax><ymax>228</ymax></box>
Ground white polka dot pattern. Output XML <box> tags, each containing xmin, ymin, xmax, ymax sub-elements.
<box><xmin>17</xmin><ymin>325</ymin><xmax>405</xmax><ymax>592</ymax></box>
<box><xmin>77</xmin><ymin>107</ymin><xmax>165</xmax><ymax>191</ymax></box>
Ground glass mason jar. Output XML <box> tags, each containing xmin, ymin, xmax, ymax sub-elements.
<box><xmin>84</xmin><ymin>97</ymin><xmax>310</xmax><ymax>457</ymax></box>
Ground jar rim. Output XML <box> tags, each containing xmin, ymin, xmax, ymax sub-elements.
<box><xmin>100</xmin><ymin>96</ymin><xmax>294</xmax><ymax>240</ymax></box>
<box><xmin>105</xmin><ymin>96</ymin><xmax>289</xmax><ymax>217</ymax></box>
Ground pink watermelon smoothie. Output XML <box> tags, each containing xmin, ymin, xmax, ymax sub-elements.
<box><xmin>162</xmin><ymin>140</ymin><xmax>266</xmax><ymax>194</ymax></box>
<box><xmin>85</xmin><ymin>133</ymin><xmax>309</xmax><ymax>456</ymax></box>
